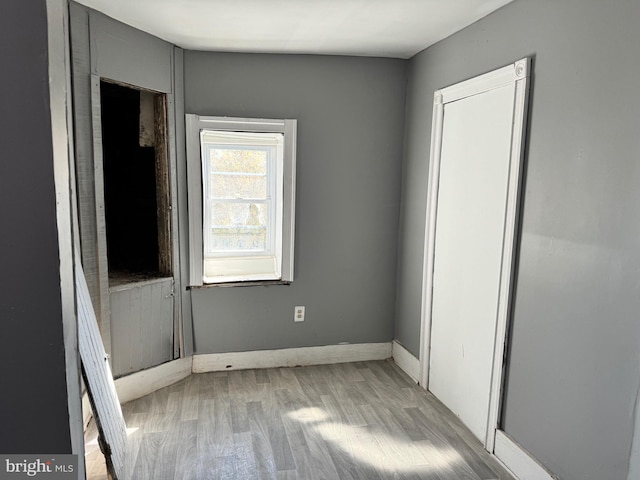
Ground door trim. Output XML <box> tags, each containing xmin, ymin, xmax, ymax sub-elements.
<box><xmin>47</xmin><ymin>0</ymin><xmax>85</xmax><ymax>473</ymax></box>
<box><xmin>90</xmin><ymin>73</ymin><xmax>184</xmax><ymax>367</ymax></box>
<box><xmin>90</xmin><ymin>74</ymin><xmax>112</xmax><ymax>358</ymax></box>
<box><xmin>418</xmin><ymin>58</ymin><xmax>531</xmax><ymax>451</ymax></box>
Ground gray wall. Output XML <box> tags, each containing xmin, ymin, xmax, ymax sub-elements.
<box><xmin>0</xmin><ymin>0</ymin><xmax>72</xmax><ymax>453</ymax></box>
<box><xmin>185</xmin><ymin>52</ymin><xmax>406</xmax><ymax>353</ymax></box>
<box><xmin>395</xmin><ymin>1</ymin><xmax>640</xmax><ymax>479</ymax></box>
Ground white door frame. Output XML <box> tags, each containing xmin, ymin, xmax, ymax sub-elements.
<box><xmin>418</xmin><ymin>58</ymin><xmax>530</xmax><ymax>452</ymax></box>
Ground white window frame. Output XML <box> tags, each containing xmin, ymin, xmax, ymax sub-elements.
<box><xmin>186</xmin><ymin>115</ymin><xmax>296</xmax><ymax>286</ymax></box>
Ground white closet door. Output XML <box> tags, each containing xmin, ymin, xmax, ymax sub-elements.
<box><xmin>428</xmin><ymin>83</ymin><xmax>515</xmax><ymax>442</ymax></box>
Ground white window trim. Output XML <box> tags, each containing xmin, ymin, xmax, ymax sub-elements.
<box><xmin>186</xmin><ymin>115</ymin><xmax>296</xmax><ymax>286</ymax></box>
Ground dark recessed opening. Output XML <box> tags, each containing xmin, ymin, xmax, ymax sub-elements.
<box><xmin>100</xmin><ymin>80</ymin><xmax>171</xmax><ymax>286</ymax></box>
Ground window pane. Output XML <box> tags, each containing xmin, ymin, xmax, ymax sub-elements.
<box><xmin>209</xmin><ymin>148</ymin><xmax>267</xmax><ymax>173</ymax></box>
<box><xmin>207</xmin><ymin>202</ymin><xmax>269</xmax><ymax>253</ymax></box>
<box><xmin>207</xmin><ymin>148</ymin><xmax>268</xmax><ymax>200</ymax></box>
<box><xmin>209</xmin><ymin>173</ymin><xmax>267</xmax><ymax>200</ymax></box>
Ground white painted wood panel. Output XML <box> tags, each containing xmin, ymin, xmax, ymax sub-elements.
<box><xmin>109</xmin><ymin>278</ymin><xmax>174</xmax><ymax>377</ymax></box>
<box><xmin>428</xmin><ymin>84</ymin><xmax>515</xmax><ymax>442</ymax></box>
<box><xmin>77</xmin><ymin>262</ymin><xmax>127</xmax><ymax>479</ymax></box>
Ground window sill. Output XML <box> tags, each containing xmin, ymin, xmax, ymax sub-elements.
<box><xmin>188</xmin><ymin>280</ymin><xmax>292</xmax><ymax>289</ymax></box>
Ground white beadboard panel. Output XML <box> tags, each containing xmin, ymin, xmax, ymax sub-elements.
<box><xmin>114</xmin><ymin>357</ymin><xmax>193</xmax><ymax>405</ymax></box>
<box><xmin>77</xmin><ymin>262</ymin><xmax>128</xmax><ymax>479</ymax></box>
<box><xmin>109</xmin><ymin>278</ymin><xmax>174</xmax><ymax>377</ymax></box>
<box><xmin>392</xmin><ymin>340</ymin><xmax>420</xmax><ymax>383</ymax></box>
<box><xmin>192</xmin><ymin>342</ymin><xmax>393</xmax><ymax>373</ymax></box>
<box><xmin>494</xmin><ymin>430</ymin><xmax>557</xmax><ymax>480</ymax></box>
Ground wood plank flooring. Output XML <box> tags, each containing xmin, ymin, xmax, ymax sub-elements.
<box><xmin>84</xmin><ymin>360</ymin><xmax>514</xmax><ymax>480</ymax></box>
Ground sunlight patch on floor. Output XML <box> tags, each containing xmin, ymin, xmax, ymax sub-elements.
<box><xmin>287</xmin><ymin>407</ymin><xmax>330</xmax><ymax>424</ymax></box>
<box><xmin>287</xmin><ymin>407</ymin><xmax>462</xmax><ymax>474</ymax></box>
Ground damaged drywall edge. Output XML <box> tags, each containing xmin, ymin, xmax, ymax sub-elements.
<box><xmin>626</xmin><ymin>376</ymin><xmax>640</xmax><ymax>480</ymax></box>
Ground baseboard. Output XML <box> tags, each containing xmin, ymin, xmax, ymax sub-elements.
<box><xmin>114</xmin><ymin>357</ymin><xmax>193</xmax><ymax>404</ymax></box>
<box><xmin>192</xmin><ymin>342</ymin><xmax>392</xmax><ymax>373</ymax></box>
<box><xmin>494</xmin><ymin>430</ymin><xmax>557</xmax><ymax>480</ymax></box>
<box><xmin>391</xmin><ymin>340</ymin><xmax>420</xmax><ymax>383</ymax></box>
<box><xmin>86</xmin><ymin>343</ymin><xmax>392</xmax><ymax>414</ymax></box>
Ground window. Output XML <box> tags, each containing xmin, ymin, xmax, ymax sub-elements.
<box><xmin>186</xmin><ymin>115</ymin><xmax>296</xmax><ymax>285</ymax></box>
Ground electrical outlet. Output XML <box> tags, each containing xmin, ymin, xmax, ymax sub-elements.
<box><xmin>294</xmin><ymin>306</ymin><xmax>305</xmax><ymax>322</ymax></box>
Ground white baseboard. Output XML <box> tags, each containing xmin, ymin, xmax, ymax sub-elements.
<box><xmin>192</xmin><ymin>342</ymin><xmax>392</xmax><ymax>373</ymax></box>
<box><xmin>391</xmin><ymin>340</ymin><xmax>420</xmax><ymax>383</ymax></box>
<box><xmin>114</xmin><ymin>357</ymin><xmax>193</xmax><ymax>404</ymax></box>
<box><xmin>494</xmin><ymin>430</ymin><xmax>557</xmax><ymax>480</ymax></box>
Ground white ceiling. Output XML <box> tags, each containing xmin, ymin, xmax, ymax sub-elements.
<box><xmin>75</xmin><ymin>0</ymin><xmax>513</xmax><ymax>59</ymax></box>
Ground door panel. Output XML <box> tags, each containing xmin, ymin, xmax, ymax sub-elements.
<box><xmin>109</xmin><ymin>278</ymin><xmax>174</xmax><ymax>377</ymax></box>
<box><xmin>77</xmin><ymin>261</ymin><xmax>128</xmax><ymax>479</ymax></box>
<box><xmin>428</xmin><ymin>84</ymin><xmax>515</xmax><ymax>441</ymax></box>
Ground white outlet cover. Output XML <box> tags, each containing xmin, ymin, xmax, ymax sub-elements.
<box><xmin>294</xmin><ymin>306</ymin><xmax>305</xmax><ymax>322</ymax></box>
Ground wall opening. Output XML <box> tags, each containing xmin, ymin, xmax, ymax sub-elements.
<box><xmin>100</xmin><ymin>80</ymin><xmax>172</xmax><ymax>285</ymax></box>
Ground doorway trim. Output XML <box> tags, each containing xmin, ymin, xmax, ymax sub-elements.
<box><xmin>418</xmin><ymin>58</ymin><xmax>530</xmax><ymax>452</ymax></box>
<box><xmin>89</xmin><ymin>73</ymin><xmax>184</xmax><ymax>371</ymax></box>
<box><xmin>46</xmin><ymin>0</ymin><xmax>85</xmax><ymax>475</ymax></box>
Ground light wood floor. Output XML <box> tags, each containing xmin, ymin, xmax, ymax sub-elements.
<box><xmin>85</xmin><ymin>360</ymin><xmax>514</xmax><ymax>480</ymax></box>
